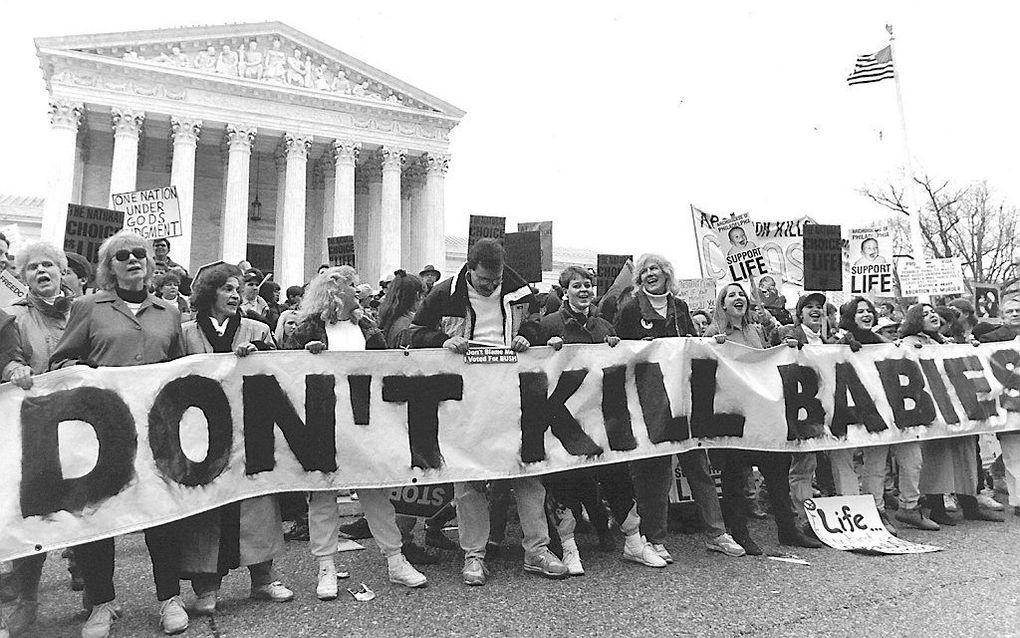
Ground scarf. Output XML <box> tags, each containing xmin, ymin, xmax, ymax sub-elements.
<box><xmin>27</xmin><ymin>290</ymin><xmax>70</xmax><ymax>320</ymax></box>
<box><xmin>196</xmin><ymin>312</ymin><xmax>241</xmax><ymax>353</ymax></box>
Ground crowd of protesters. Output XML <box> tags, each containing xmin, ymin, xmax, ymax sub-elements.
<box><xmin>0</xmin><ymin>230</ymin><xmax>1018</xmax><ymax>638</ymax></box>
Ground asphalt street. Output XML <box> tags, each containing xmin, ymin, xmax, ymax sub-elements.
<box><xmin>16</xmin><ymin>508</ymin><xmax>1020</xmax><ymax>637</ymax></box>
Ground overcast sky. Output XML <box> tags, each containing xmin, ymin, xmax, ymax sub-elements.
<box><xmin>2</xmin><ymin>2</ymin><xmax>1018</xmax><ymax>276</ymax></box>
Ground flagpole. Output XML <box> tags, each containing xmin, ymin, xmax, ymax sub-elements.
<box><xmin>887</xmin><ymin>24</ymin><xmax>929</xmax><ymax>302</ymax></box>
<box><xmin>690</xmin><ymin>204</ymin><xmax>707</xmax><ymax>278</ymax></box>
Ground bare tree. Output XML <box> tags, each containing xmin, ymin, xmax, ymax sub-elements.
<box><xmin>860</xmin><ymin>175</ymin><xmax>1020</xmax><ymax>295</ymax></box>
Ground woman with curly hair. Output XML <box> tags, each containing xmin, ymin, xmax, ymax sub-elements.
<box><xmin>614</xmin><ymin>254</ymin><xmax>743</xmax><ymax>562</ymax></box>
<box><xmin>177</xmin><ymin>262</ymin><xmax>294</xmax><ymax>615</ymax></box>
<box><xmin>292</xmin><ymin>266</ymin><xmax>427</xmax><ymax>600</ymax></box>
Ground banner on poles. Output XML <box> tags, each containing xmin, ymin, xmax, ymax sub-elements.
<box><xmin>467</xmin><ymin>215</ymin><xmax>506</xmax><ymax>251</ymax></box>
<box><xmin>64</xmin><ymin>204</ymin><xmax>125</xmax><ymax>265</ymax></box>
<box><xmin>974</xmin><ymin>283</ymin><xmax>1001</xmax><ymax>319</ymax></box>
<box><xmin>691</xmin><ymin>206</ymin><xmax>807</xmax><ymax>301</ymax></box>
<box><xmin>0</xmin><ymin>270</ymin><xmax>28</xmax><ymax>307</ymax></box>
<box><xmin>803</xmin><ymin>224</ymin><xmax>844</xmax><ymax>291</ymax></box>
<box><xmin>848</xmin><ymin>225</ymin><xmax>893</xmax><ymax>295</ymax></box>
<box><xmin>899</xmin><ymin>258</ymin><xmax>966</xmax><ymax>297</ymax></box>
<box><xmin>2</xmin><ymin>339</ymin><xmax>1019</xmax><ymax>561</ymax></box>
<box><xmin>676</xmin><ymin>278</ymin><xmax>717</xmax><ymax>312</ymax></box>
<box><xmin>327</xmin><ymin>235</ymin><xmax>356</xmax><ymax>268</ymax></box>
<box><xmin>596</xmin><ymin>254</ymin><xmax>632</xmax><ymax>295</ymax></box>
<box><xmin>110</xmin><ymin>186</ymin><xmax>182</xmax><ymax>240</ymax></box>
<box><xmin>504</xmin><ymin>231</ymin><xmax>543</xmax><ymax>283</ymax></box>
<box><xmin>517</xmin><ymin>221</ymin><xmax>553</xmax><ymax>271</ymax></box>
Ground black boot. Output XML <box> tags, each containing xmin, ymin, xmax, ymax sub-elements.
<box><xmin>925</xmin><ymin>494</ymin><xmax>957</xmax><ymax>526</ymax></box>
<box><xmin>732</xmin><ymin>530</ymin><xmax>763</xmax><ymax>556</ymax></box>
<box><xmin>777</xmin><ymin>522</ymin><xmax>824</xmax><ymax>549</ymax></box>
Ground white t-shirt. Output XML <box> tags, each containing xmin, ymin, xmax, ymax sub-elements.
<box><xmin>467</xmin><ymin>280</ymin><xmax>505</xmax><ymax>346</ymax></box>
<box><xmin>326</xmin><ymin>320</ymin><xmax>366</xmax><ymax>352</ymax></box>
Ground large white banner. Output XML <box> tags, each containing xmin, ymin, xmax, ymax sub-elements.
<box><xmin>2</xmin><ymin>339</ymin><xmax>1019</xmax><ymax>561</ymax></box>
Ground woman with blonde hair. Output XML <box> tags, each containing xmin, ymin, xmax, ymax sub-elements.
<box><xmin>614</xmin><ymin>254</ymin><xmax>744</xmax><ymax>562</ymax></box>
<box><xmin>49</xmin><ymin>230</ymin><xmax>188</xmax><ymax>637</ymax></box>
<box><xmin>706</xmin><ymin>282</ymin><xmax>820</xmax><ymax>553</ymax></box>
<box><xmin>292</xmin><ymin>266</ymin><xmax>427</xmax><ymax>600</ymax></box>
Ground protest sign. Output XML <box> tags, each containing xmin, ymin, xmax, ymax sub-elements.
<box><xmin>518</xmin><ymin>221</ymin><xmax>553</xmax><ymax>271</ymax></box>
<box><xmin>64</xmin><ymin>204</ymin><xmax>124</xmax><ymax>264</ymax></box>
<box><xmin>803</xmin><ymin>224</ymin><xmax>843</xmax><ymax>291</ymax></box>
<box><xmin>388</xmin><ymin>483</ymin><xmax>453</xmax><ymax>518</ymax></box>
<box><xmin>718</xmin><ymin>213</ymin><xmax>769</xmax><ymax>284</ymax></box>
<box><xmin>691</xmin><ymin>206</ymin><xmax>810</xmax><ymax>302</ymax></box>
<box><xmin>468</xmin><ymin>215</ymin><xmax>505</xmax><ymax>251</ymax></box>
<box><xmin>2</xmin><ymin>339</ymin><xmax>1020</xmax><ymax>561</ymax></box>
<box><xmin>0</xmin><ymin>224</ymin><xmax>24</xmax><ymax>255</ymax></box>
<box><xmin>327</xmin><ymin>235</ymin><xmax>356</xmax><ymax>268</ymax></box>
<box><xmin>465</xmin><ymin>347</ymin><xmax>519</xmax><ymax>364</ymax></box>
<box><xmin>804</xmin><ymin>496</ymin><xmax>941</xmax><ymax>554</ymax></box>
<box><xmin>848</xmin><ymin>225</ymin><xmax>893</xmax><ymax>295</ymax></box>
<box><xmin>0</xmin><ymin>269</ymin><xmax>28</xmax><ymax>306</ymax></box>
<box><xmin>899</xmin><ymin>258</ymin><xmax>966</xmax><ymax>297</ymax></box>
<box><xmin>974</xmin><ymin>283</ymin><xmax>1001</xmax><ymax>319</ymax></box>
<box><xmin>111</xmin><ymin>186</ymin><xmax>182</xmax><ymax>240</ymax></box>
<box><xmin>676</xmin><ymin>278</ymin><xmax>717</xmax><ymax>312</ymax></box>
<box><xmin>596</xmin><ymin>254</ymin><xmax>632</xmax><ymax>295</ymax></box>
<box><xmin>504</xmin><ymin>230</ymin><xmax>543</xmax><ymax>283</ymax></box>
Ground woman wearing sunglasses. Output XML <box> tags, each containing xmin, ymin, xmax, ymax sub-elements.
<box><xmin>50</xmin><ymin>230</ymin><xmax>188</xmax><ymax>638</ymax></box>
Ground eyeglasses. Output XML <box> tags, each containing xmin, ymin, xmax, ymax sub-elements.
<box><xmin>114</xmin><ymin>247</ymin><xmax>147</xmax><ymax>262</ymax></box>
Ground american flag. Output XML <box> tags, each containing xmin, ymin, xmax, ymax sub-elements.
<box><xmin>847</xmin><ymin>45</ymin><xmax>895</xmax><ymax>86</ymax></box>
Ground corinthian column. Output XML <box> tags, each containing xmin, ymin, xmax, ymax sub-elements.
<box><xmin>220</xmin><ymin>125</ymin><xmax>256</xmax><ymax>264</ymax></box>
<box><xmin>421</xmin><ymin>153</ymin><xmax>450</xmax><ymax>272</ymax></box>
<box><xmin>402</xmin><ymin>162</ymin><xmax>425</xmax><ymax>272</ymax></box>
<box><xmin>279</xmin><ymin>133</ymin><xmax>312</xmax><ymax>287</ymax></box>
<box><xmin>41</xmin><ymin>99</ymin><xmax>83</xmax><ymax>244</ymax></box>
<box><xmin>109</xmin><ymin>108</ymin><xmax>145</xmax><ymax>199</ymax></box>
<box><xmin>379</xmin><ymin>146</ymin><xmax>406</xmax><ymax>281</ymax></box>
<box><xmin>331</xmin><ymin>140</ymin><xmax>360</xmax><ymax>237</ymax></box>
<box><xmin>169</xmin><ymin>117</ymin><xmax>202</xmax><ymax>270</ymax></box>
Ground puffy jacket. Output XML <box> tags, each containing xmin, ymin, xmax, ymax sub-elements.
<box><xmin>411</xmin><ymin>263</ymin><xmax>539</xmax><ymax>347</ymax></box>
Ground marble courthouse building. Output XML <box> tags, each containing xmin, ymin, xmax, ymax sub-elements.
<box><xmin>35</xmin><ymin>22</ymin><xmax>464</xmax><ymax>286</ymax></box>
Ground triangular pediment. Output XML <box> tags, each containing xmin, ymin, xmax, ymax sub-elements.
<box><xmin>35</xmin><ymin>22</ymin><xmax>464</xmax><ymax>118</ymax></box>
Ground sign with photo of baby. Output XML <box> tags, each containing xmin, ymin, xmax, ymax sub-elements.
<box><xmin>717</xmin><ymin>213</ymin><xmax>769</xmax><ymax>284</ymax></box>
<box><xmin>848</xmin><ymin>224</ymin><xmax>893</xmax><ymax>295</ymax></box>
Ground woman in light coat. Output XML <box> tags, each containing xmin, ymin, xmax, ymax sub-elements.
<box><xmin>178</xmin><ymin>262</ymin><xmax>294</xmax><ymax>615</ymax></box>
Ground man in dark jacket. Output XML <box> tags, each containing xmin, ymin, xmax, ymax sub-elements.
<box><xmin>412</xmin><ymin>239</ymin><xmax>567</xmax><ymax>585</ymax></box>
<box><xmin>978</xmin><ymin>295</ymin><xmax>1020</xmax><ymax>516</ymax></box>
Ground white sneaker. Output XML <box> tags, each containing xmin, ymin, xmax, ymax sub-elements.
<box><xmin>251</xmin><ymin>581</ymin><xmax>295</xmax><ymax>602</ymax></box>
<box><xmin>651</xmin><ymin>543</ymin><xmax>674</xmax><ymax>564</ymax></box>
<box><xmin>387</xmin><ymin>554</ymin><xmax>427</xmax><ymax>588</ymax></box>
<box><xmin>622</xmin><ymin>534</ymin><xmax>667</xmax><ymax>568</ymax></box>
<box><xmin>159</xmin><ymin>595</ymin><xmax>188</xmax><ymax>635</ymax></box>
<box><xmin>81</xmin><ymin>601</ymin><xmax>120</xmax><ymax>638</ymax></box>
<box><xmin>561</xmin><ymin>546</ymin><xmax>585</xmax><ymax>576</ymax></box>
<box><xmin>705</xmin><ymin>533</ymin><xmax>746</xmax><ymax>557</ymax></box>
<box><xmin>978</xmin><ymin>490</ymin><xmax>1005</xmax><ymax>511</ymax></box>
<box><xmin>316</xmin><ymin>563</ymin><xmax>339</xmax><ymax>600</ymax></box>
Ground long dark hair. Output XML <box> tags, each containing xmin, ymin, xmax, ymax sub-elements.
<box><xmin>838</xmin><ymin>297</ymin><xmax>877</xmax><ymax>333</ymax></box>
<box><xmin>377</xmin><ymin>270</ymin><xmax>424</xmax><ymax>336</ymax></box>
<box><xmin>934</xmin><ymin>305</ymin><xmax>965</xmax><ymax>343</ymax></box>
<box><xmin>898</xmin><ymin>303</ymin><xmax>945</xmax><ymax>342</ymax></box>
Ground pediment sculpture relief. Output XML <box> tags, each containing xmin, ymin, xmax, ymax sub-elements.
<box><xmin>80</xmin><ymin>36</ymin><xmax>432</xmax><ymax>111</ymax></box>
